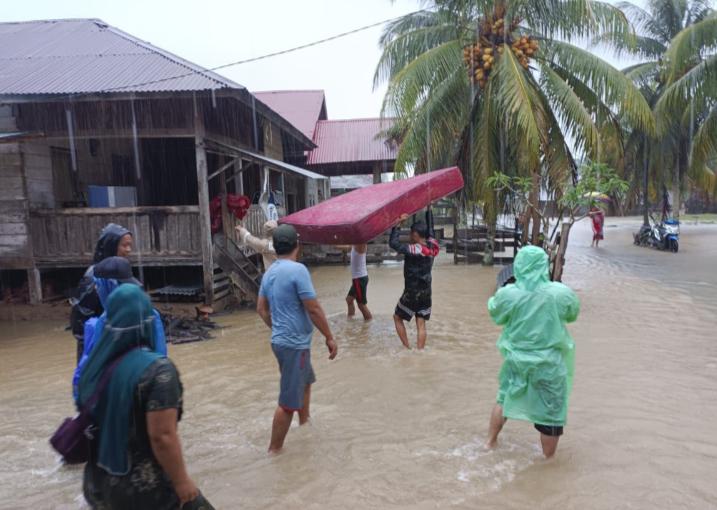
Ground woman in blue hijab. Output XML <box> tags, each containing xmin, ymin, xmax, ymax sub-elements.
<box><xmin>72</xmin><ymin>256</ymin><xmax>166</xmax><ymax>402</ymax></box>
<box><xmin>78</xmin><ymin>285</ymin><xmax>212</xmax><ymax>510</ymax></box>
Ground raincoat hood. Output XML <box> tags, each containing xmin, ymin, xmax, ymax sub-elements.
<box><xmin>93</xmin><ymin>223</ymin><xmax>131</xmax><ymax>263</ymax></box>
<box><xmin>262</xmin><ymin>220</ymin><xmax>278</xmax><ymax>238</ymax></box>
<box><xmin>513</xmin><ymin>246</ymin><xmax>550</xmax><ymax>291</ymax></box>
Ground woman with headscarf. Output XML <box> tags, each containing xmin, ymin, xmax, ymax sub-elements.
<box><xmin>70</xmin><ymin>224</ymin><xmax>133</xmax><ymax>362</ymax></box>
<box><xmin>72</xmin><ymin>256</ymin><xmax>167</xmax><ymax>403</ymax></box>
<box><xmin>485</xmin><ymin>246</ymin><xmax>580</xmax><ymax>458</ymax></box>
<box><xmin>78</xmin><ymin>284</ymin><xmax>212</xmax><ymax>510</ymax></box>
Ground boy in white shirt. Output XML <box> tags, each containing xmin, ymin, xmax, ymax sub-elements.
<box><xmin>345</xmin><ymin>244</ymin><xmax>372</xmax><ymax>321</ymax></box>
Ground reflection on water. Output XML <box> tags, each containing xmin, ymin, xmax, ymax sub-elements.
<box><xmin>1</xmin><ymin>218</ymin><xmax>716</xmax><ymax>509</ymax></box>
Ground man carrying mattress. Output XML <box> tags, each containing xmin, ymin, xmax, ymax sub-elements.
<box><xmin>389</xmin><ymin>209</ymin><xmax>439</xmax><ymax>350</ymax></box>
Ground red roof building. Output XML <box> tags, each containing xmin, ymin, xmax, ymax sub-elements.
<box><xmin>254</xmin><ymin>90</ymin><xmax>327</xmax><ymax>141</ymax></box>
<box><xmin>254</xmin><ymin>89</ymin><xmax>398</xmax><ymax>184</ymax></box>
<box><xmin>307</xmin><ymin>118</ymin><xmax>397</xmax><ymax>177</ymax></box>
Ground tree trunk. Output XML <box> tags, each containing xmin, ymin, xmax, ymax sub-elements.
<box><xmin>452</xmin><ymin>197</ymin><xmax>459</xmax><ymax>265</ymax></box>
<box><xmin>530</xmin><ymin>170</ymin><xmax>541</xmax><ymax>245</ymax></box>
<box><xmin>551</xmin><ymin>222</ymin><xmax>572</xmax><ymax>282</ymax></box>
<box><xmin>483</xmin><ymin>210</ymin><xmax>496</xmax><ymax>266</ymax></box>
<box><xmin>642</xmin><ymin>135</ymin><xmax>650</xmax><ymax>226</ymax></box>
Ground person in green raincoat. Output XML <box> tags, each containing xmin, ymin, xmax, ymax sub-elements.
<box><xmin>485</xmin><ymin>246</ymin><xmax>580</xmax><ymax>458</ymax></box>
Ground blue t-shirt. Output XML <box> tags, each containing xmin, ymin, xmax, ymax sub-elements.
<box><xmin>259</xmin><ymin>259</ymin><xmax>317</xmax><ymax>349</ymax></box>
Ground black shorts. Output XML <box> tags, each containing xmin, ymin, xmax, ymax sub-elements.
<box><xmin>534</xmin><ymin>424</ymin><xmax>564</xmax><ymax>437</ymax></box>
<box><xmin>394</xmin><ymin>288</ymin><xmax>432</xmax><ymax>321</ymax></box>
<box><xmin>347</xmin><ymin>276</ymin><xmax>369</xmax><ymax>305</ymax></box>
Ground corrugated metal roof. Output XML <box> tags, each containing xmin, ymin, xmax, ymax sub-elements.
<box><xmin>239</xmin><ymin>148</ymin><xmax>328</xmax><ymax>180</ymax></box>
<box><xmin>307</xmin><ymin>118</ymin><xmax>398</xmax><ymax>165</ymax></box>
<box><xmin>0</xmin><ymin>19</ymin><xmax>244</xmax><ymax>95</ymax></box>
<box><xmin>254</xmin><ymin>90</ymin><xmax>326</xmax><ymax>141</ymax></box>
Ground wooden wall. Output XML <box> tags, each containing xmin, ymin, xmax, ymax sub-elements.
<box><xmin>29</xmin><ymin>206</ymin><xmax>202</xmax><ymax>268</ymax></box>
<box><xmin>0</xmin><ymin>106</ymin><xmax>31</xmax><ymax>269</ymax></box>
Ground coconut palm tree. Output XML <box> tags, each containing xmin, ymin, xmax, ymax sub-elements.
<box><xmin>375</xmin><ymin>0</ymin><xmax>654</xmax><ymax>263</ymax></box>
<box><xmin>658</xmin><ymin>10</ymin><xmax>717</xmax><ymax>204</ymax></box>
<box><xmin>597</xmin><ymin>1</ymin><xmax>714</xmax><ymax>218</ymax></box>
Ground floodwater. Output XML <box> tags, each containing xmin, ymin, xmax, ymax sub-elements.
<box><xmin>1</xmin><ymin>218</ymin><xmax>716</xmax><ymax>509</ymax></box>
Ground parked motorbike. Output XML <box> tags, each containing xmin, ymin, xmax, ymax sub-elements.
<box><xmin>634</xmin><ymin>215</ymin><xmax>680</xmax><ymax>253</ymax></box>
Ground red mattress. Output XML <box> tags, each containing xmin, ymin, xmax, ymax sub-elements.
<box><xmin>280</xmin><ymin>166</ymin><xmax>464</xmax><ymax>244</ymax></box>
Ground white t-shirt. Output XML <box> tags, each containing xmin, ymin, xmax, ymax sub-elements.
<box><xmin>350</xmin><ymin>247</ymin><xmax>368</xmax><ymax>279</ymax></box>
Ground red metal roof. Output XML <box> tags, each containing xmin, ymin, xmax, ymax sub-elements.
<box><xmin>0</xmin><ymin>19</ymin><xmax>244</xmax><ymax>95</ymax></box>
<box><xmin>254</xmin><ymin>90</ymin><xmax>327</xmax><ymax>141</ymax></box>
<box><xmin>307</xmin><ymin>118</ymin><xmax>398</xmax><ymax>165</ymax></box>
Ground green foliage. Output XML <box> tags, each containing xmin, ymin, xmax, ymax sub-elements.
<box><xmin>602</xmin><ymin>2</ymin><xmax>717</xmax><ymax>201</ymax></box>
<box><xmin>489</xmin><ymin>161</ymin><xmax>629</xmax><ymax>221</ymax></box>
<box><xmin>375</xmin><ymin>0</ymin><xmax>653</xmax><ymax>216</ymax></box>
<box><xmin>558</xmin><ymin>162</ymin><xmax>630</xmax><ymax>217</ymax></box>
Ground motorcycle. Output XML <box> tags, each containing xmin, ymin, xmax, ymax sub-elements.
<box><xmin>634</xmin><ymin>214</ymin><xmax>680</xmax><ymax>253</ymax></box>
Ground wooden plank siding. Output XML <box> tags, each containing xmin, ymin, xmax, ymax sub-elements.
<box><xmin>28</xmin><ymin>206</ymin><xmax>202</xmax><ymax>268</ymax></box>
<box><xmin>0</xmin><ymin>137</ymin><xmax>32</xmax><ymax>269</ymax></box>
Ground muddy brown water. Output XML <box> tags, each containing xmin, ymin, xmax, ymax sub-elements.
<box><xmin>1</xmin><ymin>218</ymin><xmax>716</xmax><ymax>509</ymax></box>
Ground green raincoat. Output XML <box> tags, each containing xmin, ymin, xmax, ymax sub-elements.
<box><xmin>488</xmin><ymin>246</ymin><xmax>580</xmax><ymax>426</ymax></box>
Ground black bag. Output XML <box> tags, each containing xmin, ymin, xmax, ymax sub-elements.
<box><xmin>50</xmin><ymin>352</ymin><xmax>130</xmax><ymax>464</ymax></box>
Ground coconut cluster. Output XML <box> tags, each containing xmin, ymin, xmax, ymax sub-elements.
<box><xmin>462</xmin><ymin>15</ymin><xmax>539</xmax><ymax>89</ymax></box>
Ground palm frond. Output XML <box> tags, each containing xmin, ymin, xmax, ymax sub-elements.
<box><xmin>381</xmin><ymin>40</ymin><xmax>463</xmax><ymax>118</ymax></box>
<box><xmin>592</xmin><ymin>32</ymin><xmax>666</xmax><ymax>58</ymax></box>
<box><xmin>374</xmin><ymin>10</ymin><xmax>463</xmax><ymax>88</ymax></box>
<box><xmin>687</xmin><ymin>102</ymin><xmax>717</xmax><ymax>187</ymax></box>
<box><xmin>657</xmin><ymin>53</ymin><xmax>717</xmax><ymax>112</ymax></box>
<box><xmin>490</xmin><ymin>45</ymin><xmax>545</xmax><ymax>169</ymax></box>
<box><xmin>540</xmin><ymin>64</ymin><xmax>600</xmax><ymax>158</ymax></box>
<box><xmin>664</xmin><ymin>13</ymin><xmax>717</xmax><ymax>82</ymax></box>
<box><xmin>519</xmin><ymin>0</ymin><xmax>634</xmax><ymax>42</ymax></box>
<box><xmin>540</xmin><ymin>40</ymin><xmax>656</xmax><ymax>135</ymax></box>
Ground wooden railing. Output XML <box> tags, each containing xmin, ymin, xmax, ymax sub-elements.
<box><xmin>29</xmin><ymin>206</ymin><xmax>203</xmax><ymax>267</ymax></box>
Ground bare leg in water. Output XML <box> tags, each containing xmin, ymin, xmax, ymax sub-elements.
<box><xmin>269</xmin><ymin>385</ymin><xmax>312</xmax><ymax>453</ymax></box>
<box><xmin>416</xmin><ymin>318</ymin><xmax>427</xmax><ymax>350</ymax></box>
<box><xmin>540</xmin><ymin>434</ymin><xmax>560</xmax><ymax>458</ymax></box>
<box><xmin>486</xmin><ymin>403</ymin><xmax>561</xmax><ymax>458</ymax></box>
<box><xmin>298</xmin><ymin>384</ymin><xmax>311</xmax><ymax>425</ymax></box>
<box><xmin>357</xmin><ymin>302</ymin><xmax>372</xmax><ymax>321</ymax></box>
<box><xmin>346</xmin><ymin>295</ymin><xmax>356</xmax><ymax>317</ymax></box>
<box><xmin>268</xmin><ymin>407</ymin><xmax>293</xmax><ymax>453</ymax></box>
<box><xmin>486</xmin><ymin>403</ymin><xmax>507</xmax><ymax>448</ymax></box>
<box><xmin>394</xmin><ymin>314</ymin><xmax>410</xmax><ymax>348</ymax></box>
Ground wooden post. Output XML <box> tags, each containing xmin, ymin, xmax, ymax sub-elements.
<box><xmin>234</xmin><ymin>159</ymin><xmax>244</xmax><ymax>195</ymax></box>
<box><xmin>27</xmin><ymin>267</ymin><xmax>42</xmax><ymax>304</ymax></box>
<box><xmin>452</xmin><ymin>196</ymin><xmax>459</xmax><ymax>265</ymax></box>
<box><xmin>373</xmin><ymin>164</ymin><xmax>381</xmax><ymax>184</ymax></box>
<box><xmin>552</xmin><ymin>223</ymin><xmax>571</xmax><ymax>282</ymax></box>
<box><xmin>194</xmin><ymin>97</ymin><xmax>214</xmax><ymax>305</ymax></box>
<box><xmin>219</xmin><ymin>168</ymin><xmax>232</xmax><ymax>241</ymax></box>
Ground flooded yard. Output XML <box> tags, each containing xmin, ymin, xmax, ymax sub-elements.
<box><xmin>1</xmin><ymin>218</ymin><xmax>716</xmax><ymax>509</ymax></box>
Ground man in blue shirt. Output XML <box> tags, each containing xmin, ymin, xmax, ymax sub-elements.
<box><xmin>257</xmin><ymin>224</ymin><xmax>337</xmax><ymax>453</ymax></box>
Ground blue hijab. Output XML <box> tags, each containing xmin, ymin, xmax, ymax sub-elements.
<box><xmin>77</xmin><ymin>284</ymin><xmax>163</xmax><ymax>475</ymax></box>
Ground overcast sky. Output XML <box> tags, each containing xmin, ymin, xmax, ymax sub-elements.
<box><xmin>4</xmin><ymin>0</ymin><xmax>649</xmax><ymax>120</ymax></box>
